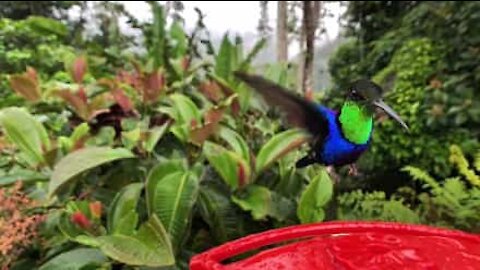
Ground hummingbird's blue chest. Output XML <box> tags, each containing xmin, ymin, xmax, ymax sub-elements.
<box><xmin>314</xmin><ymin>105</ymin><xmax>371</xmax><ymax>166</ymax></box>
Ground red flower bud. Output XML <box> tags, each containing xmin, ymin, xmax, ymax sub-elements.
<box><xmin>71</xmin><ymin>211</ymin><xmax>91</xmax><ymax>230</ymax></box>
<box><xmin>89</xmin><ymin>201</ymin><xmax>102</xmax><ymax>219</ymax></box>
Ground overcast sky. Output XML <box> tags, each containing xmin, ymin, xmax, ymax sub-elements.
<box><xmin>119</xmin><ymin>1</ymin><xmax>346</xmax><ymax>56</ymax></box>
<box><xmin>121</xmin><ymin>1</ymin><xmax>343</xmax><ymax>35</ymax></box>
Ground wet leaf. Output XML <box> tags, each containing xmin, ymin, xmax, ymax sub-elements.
<box><xmin>0</xmin><ymin>107</ymin><xmax>50</xmax><ymax>166</ymax></box>
<box><xmin>49</xmin><ymin>147</ymin><xmax>135</xmax><ymax>198</ymax></box>
<box><xmin>55</xmin><ymin>90</ymin><xmax>90</xmax><ymax>120</ymax></box>
<box><xmin>256</xmin><ymin>129</ymin><xmax>310</xmax><ymax>174</ymax></box>
<box><xmin>203</xmin><ymin>141</ymin><xmax>251</xmax><ymax>190</ymax></box>
<box><xmin>297</xmin><ymin>169</ymin><xmax>333</xmax><ymax>223</ymax></box>
<box><xmin>71</xmin><ymin>56</ymin><xmax>87</xmax><ymax>84</ymax></box>
<box><xmin>9</xmin><ymin>74</ymin><xmax>41</xmax><ymax>102</ymax></box>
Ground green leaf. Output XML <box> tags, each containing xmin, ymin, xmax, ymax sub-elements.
<box><xmin>146</xmin><ymin>160</ymin><xmax>185</xmax><ymax>215</ymax></box>
<box><xmin>157</xmin><ymin>106</ymin><xmax>176</xmax><ymax>119</ymax></box>
<box><xmin>74</xmin><ymin>235</ymin><xmax>100</xmax><ymax>247</ymax></box>
<box><xmin>97</xmin><ymin>215</ymin><xmax>174</xmax><ymax>267</ymax></box>
<box><xmin>297</xmin><ymin>169</ymin><xmax>333</xmax><ymax>223</ymax></box>
<box><xmin>215</xmin><ymin>34</ymin><xmax>233</xmax><ymax>79</ymax></box>
<box><xmin>203</xmin><ymin>141</ymin><xmax>251</xmax><ymax>189</ymax></box>
<box><xmin>218</xmin><ymin>126</ymin><xmax>250</xmax><ymax>162</ymax></box>
<box><xmin>0</xmin><ymin>107</ymin><xmax>50</xmax><ymax>166</ymax></box>
<box><xmin>232</xmin><ymin>185</ymin><xmax>293</xmax><ymax>221</ymax></box>
<box><xmin>27</xmin><ymin>16</ymin><xmax>67</xmax><ymax>37</ymax></box>
<box><xmin>136</xmin><ymin>214</ymin><xmax>175</xmax><ymax>259</ymax></box>
<box><xmin>455</xmin><ymin>113</ymin><xmax>467</xmax><ymax>125</ymax></box>
<box><xmin>70</xmin><ymin>123</ymin><xmax>90</xmax><ymax>142</ymax></box>
<box><xmin>49</xmin><ymin>147</ymin><xmax>135</xmax><ymax>198</ymax></box>
<box><xmin>232</xmin><ymin>36</ymin><xmax>242</xmax><ymax>69</ymax></box>
<box><xmin>144</xmin><ymin>121</ymin><xmax>170</xmax><ymax>153</ymax></box>
<box><xmin>402</xmin><ymin>166</ymin><xmax>460</xmax><ymax>207</ymax></box>
<box><xmin>152</xmin><ymin>171</ymin><xmax>199</xmax><ymax>252</ymax></box>
<box><xmin>170</xmin><ymin>124</ymin><xmax>189</xmax><ymax>143</ymax></box>
<box><xmin>276</xmin><ymin>156</ymin><xmax>305</xmax><ymax>198</ymax></box>
<box><xmin>197</xmin><ymin>185</ymin><xmax>245</xmax><ymax>243</ymax></box>
<box><xmin>475</xmin><ymin>152</ymin><xmax>480</xmax><ymax>172</ymax></box>
<box><xmin>150</xmin><ymin>3</ymin><xmax>166</xmax><ymax>69</ymax></box>
<box><xmin>264</xmin><ymin>62</ymin><xmax>289</xmax><ymax>87</ymax></box>
<box><xmin>112</xmin><ymin>211</ymin><xmax>139</xmax><ymax>237</ymax></box>
<box><xmin>121</xmin><ymin>128</ymin><xmax>141</xmax><ymax>150</ymax></box>
<box><xmin>96</xmin><ymin>236</ymin><xmax>156</xmax><ymax>266</ymax></box>
<box><xmin>382</xmin><ymin>201</ymin><xmax>420</xmax><ymax>223</ymax></box>
<box><xmin>238</xmin><ymin>38</ymin><xmax>267</xmax><ymax>71</ymax></box>
<box><xmin>256</xmin><ymin>129</ymin><xmax>310</xmax><ymax>174</ymax></box>
<box><xmin>39</xmin><ymin>248</ymin><xmax>107</xmax><ymax>270</ymax></box>
<box><xmin>170</xmin><ymin>21</ymin><xmax>187</xmax><ymax>58</ymax></box>
<box><xmin>169</xmin><ymin>94</ymin><xmax>201</xmax><ymax>124</ymax></box>
<box><xmin>0</xmin><ymin>170</ymin><xmax>48</xmax><ymax>186</ymax></box>
<box><xmin>85</xmin><ymin>127</ymin><xmax>115</xmax><ymax>147</ymax></box>
<box><xmin>108</xmin><ymin>182</ymin><xmax>143</xmax><ymax>235</ymax></box>
<box><xmin>210</xmin><ymin>73</ymin><xmax>247</xmax><ymax>113</ymax></box>
<box><xmin>443</xmin><ymin>178</ymin><xmax>467</xmax><ymax>200</ymax></box>
<box><xmin>34</xmin><ymin>117</ymin><xmax>51</xmax><ymax>149</ymax></box>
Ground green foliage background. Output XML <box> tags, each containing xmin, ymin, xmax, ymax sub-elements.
<box><xmin>327</xmin><ymin>1</ymin><xmax>480</xmax><ymax>188</ymax></box>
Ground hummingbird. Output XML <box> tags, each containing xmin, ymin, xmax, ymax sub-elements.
<box><xmin>234</xmin><ymin>72</ymin><xmax>409</xmax><ymax>179</ymax></box>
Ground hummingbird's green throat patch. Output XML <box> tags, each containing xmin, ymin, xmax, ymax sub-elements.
<box><xmin>338</xmin><ymin>101</ymin><xmax>373</xmax><ymax>144</ymax></box>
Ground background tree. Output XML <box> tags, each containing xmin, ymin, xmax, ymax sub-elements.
<box><xmin>344</xmin><ymin>1</ymin><xmax>420</xmax><ymax>44</ymax></box>
<box><xmin>165</xmin><ymin>1</ymin><xmax>185</xmax><ymax>25</ymax></box>
<box><xmin>276</xmin><ymin>1</ymin><xmax>288</xmax><ymax>63</ymax></box>
<box><xmin>300</xmin><ymin>1</ymin><xmax>321</xmax><ymax>95</ymax></box>
<box><xmin>0</xmin><ymin>1</ymin><xmax>83</xmax><ymax>21</ymax></box>
<box><xmin>257</xmin><ymin>1</ymin><xmax>272</xmax><ymax>39</ymax></box>
<box><xmin>258</xmin><ymin>1</ymin><xmax>325</xmax><ymax>93</ymax></box>
<box><xmin>326</xmin><ymin>1</ymin><xmax>480</xmax><ymax>193</ymax></box>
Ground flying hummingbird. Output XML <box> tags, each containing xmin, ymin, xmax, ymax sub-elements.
<box><xmin>234</xmin><ymin>72</ymin><xmax>409</xmax><ymax>178</ymax></box>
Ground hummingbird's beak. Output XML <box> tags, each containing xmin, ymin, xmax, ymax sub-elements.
<box><xmin>373</xmin><ymin>99</ymin><xmax>409</xmax><ymax>131</ymax></box>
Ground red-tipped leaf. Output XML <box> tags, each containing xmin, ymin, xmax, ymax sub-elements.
<box><xmin>189</xmin><ymin>107</ymin><xmax>225</xmax><ymax>145</ymax></box>
<box><xmin>26</xmin><ymin>67</ymin><xmax>38</xmax><ymax>85</ymax></box>
<box><xmin>143</xmin><ymin>70</ymin><xmax>164</xmax><ymax>102</ymax></box>
<box><xmin>181</xmin><ymin>56</ymin><xmax>190</xmax><ymax>71</ymax></box>
<box><xmin>55</xmin><ymin>90</ymin><xmax>90</xmax><ymax>120</ymax></box>
<box><xmin>112</xmin><ymin>88</ymin><xmax>134</xmax><ymax>113</ymax></box>
<box><xmin>198</xmin><ymin>81</ymin><xmax>224</xmax><ymax>102</ymax></box>
<box><xmin>9</xmin><ymin>74</ymin><xmax>41</xmax><ymax>102</ymax></box>
<box><xmin>237</xmin><ymin>161</ymin><xmax>247</xmax><ymax>188</ymax></box>
<box><xmin>72</xmin><ymin>56</ymin><xmax>87</xmax><ymax>84</ymax></box>
<box><xmin>205</xmin><ymin>107</ymin><xmax>225</xmax><ymax>124</ymax></box>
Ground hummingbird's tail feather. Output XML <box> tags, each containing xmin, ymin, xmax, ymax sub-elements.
<box><xmin>233</xmin><ymin>71</ymin><xmax>329</xmax><ymax>140</ymax></box>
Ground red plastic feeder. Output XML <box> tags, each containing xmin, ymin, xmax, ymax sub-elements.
<box><xmin>190</xmin><ymin>221</ymin><xmax>480</xmax><ymax>270</ymax></box>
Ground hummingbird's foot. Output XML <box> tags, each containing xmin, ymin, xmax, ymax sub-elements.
<box><xmin>326</xmin><ymin>166</ymin><xmax>340</xmax><ymax>184</ymax></box>
<box><xmin>348</xmin><ymin>163</ymin><xmax>359</xmax><ymax>177</ymax></box>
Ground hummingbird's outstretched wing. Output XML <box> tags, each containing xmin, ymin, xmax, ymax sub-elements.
<box><xmin>234</xmin><ymin>71</ymin><xmax>329</xmax><ymax>140</ymax></box>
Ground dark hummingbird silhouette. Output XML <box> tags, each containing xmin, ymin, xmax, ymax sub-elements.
<box><xmin>234</xmin><ymin>72</ymin><xmax>409</xmax><ymax>179</ymax></box>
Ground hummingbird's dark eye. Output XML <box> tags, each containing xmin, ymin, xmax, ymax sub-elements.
<box><xmin>349</xmin><ymin>89</ymin><xmax>364</xmax><ymax>101</ymax></box>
